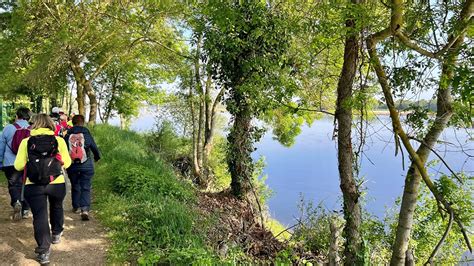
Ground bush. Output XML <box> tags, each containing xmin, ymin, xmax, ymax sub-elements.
<box><xmin>146</xmin><ymin>121</ymin><xmax>191</xmax><ymax>163</ymax></box>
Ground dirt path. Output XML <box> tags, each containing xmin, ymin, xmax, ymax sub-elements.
<box><xmin>0</xmin><ymin>181</ymin><xmax>109</xmax><ymax>265</ymax></box>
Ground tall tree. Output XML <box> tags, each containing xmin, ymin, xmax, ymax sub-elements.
<box><xmin>366</xmin><ymin>0</ymin><xmax>473</xmax><ymax>264</ymax></box>
<box><xmin>202</xmin><ymin>2</ymin><xmax>296</xmax><ymax>198</ymax></box>
<box><xmin>335</xmin><ymin>0</ymin><xmax>365</xmax><ymax>264</ymax></box>
<box><xmin>0</xmin><ymin>2</ymin><xmax>184</xmax><ymax>124</ymax></box>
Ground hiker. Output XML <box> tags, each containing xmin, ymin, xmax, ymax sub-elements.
<box><xmin>14</xmin><ymin>114</ymin><xmax>72</xmax><ymax>265</ymax></box>
<box><xmin>50</xmin><ymin>107</ymin><xmax>65</xmax><ymax>136</ymax></box>
<box><xmin>67</xmin><ymin>113</ymin><xmax>75</xmax><ymax>127</ymax></box>
<box><xmin>0</xmin><ymin>107</ymin><xmax>32</xmax><ymax>220</ymax></box>
<box><xmin>65</xmin><ymin>114</ymin><xmax>100</xmax><ymax>221</ymax></box>
<box><xmin>59</xmin><ymin>111</ymin><xmax>70</xmax><ymax>137</ymax></box>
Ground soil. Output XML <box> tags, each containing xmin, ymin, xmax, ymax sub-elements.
<box><xmin>0</xmin><ymin>182</ymin><xmax>108</xmax><ymax>265</ymax></box>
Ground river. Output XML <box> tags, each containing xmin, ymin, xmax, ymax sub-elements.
<box><xmin>255</xmin><ymin>116</ymin><xmax>473</xmax><ymax>225</ymax></box>
<box><xmin>124</xmin><ymin>113</ymin><xmax>473</xmax><ymax>226</ymax></box>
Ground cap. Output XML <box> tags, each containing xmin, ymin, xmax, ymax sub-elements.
<box><xmin>52</xmin><ymin>107</ymin><xmax>60</xmax><ymax>114</ymax></box>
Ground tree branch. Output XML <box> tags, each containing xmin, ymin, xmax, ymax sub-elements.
<box><xmin>394</xmin><ymin>32</ymin><xmax>436</xmax><ymax>58</ymax></box>
<box><xmin>393</xmin><ymin>0</ymin><xmax>474</xmax><ymax>59</ymax></box>
<box><xmin>408</xmin><ymin>136</ymin><xmax>464</xmax><ymax>184</ymax></box>
<box><xmin>424</xmin><ymin>210</ymin><xmax>454</xmax><ymax>265</ymax></box>
<box><xmin>89</xmin><ymin>54</ymin><xmax>114</xmax><ymax>82</ymax></box>
<box><xmin>143</xmin><ymin>37</ymin><xmax>194</xmax><ymax>60</ymax></box>
<box><xmin>280</xmin><ymin>102</ymin><xmax>335</xmax><ymax>116</ymax></box>
<box><xmin>425</xmin><ymin>209</ymin><xmax>453</xmax><ymax>265</ymax></box>
<box><xmin>367</xmin><ymin>35</ymin><xmax>472</xmax><ymax>254</ymax></box>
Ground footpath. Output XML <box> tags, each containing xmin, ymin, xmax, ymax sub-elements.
<box><xmin>0</xmin><ymin>181</ymin><xmax>108</xmax><ymax>265</ymax></box>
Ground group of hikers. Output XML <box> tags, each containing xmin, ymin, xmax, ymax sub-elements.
<box><xmin>0</xmin><ymin>107</ymin><xmax>101</xmax><ymax>265</ymax></box>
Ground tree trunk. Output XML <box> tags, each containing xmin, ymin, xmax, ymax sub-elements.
<box><xmin>203</xmin><ymin>89</ymin><xmax>223</xmax><ymax>162</ymax></box>
<box><xmin>197</xmin><ymin>100</ymin><xmax>205</xmax><ymax>170</ymax></box>
<box><xmin>335</xmin><ymin>1</ymin><xmax>362</xmax><ymax>264</ymax></box>
<box><xmin>329</xmin><ymin>215</ymin><xmax>342</xmax><ymax>266</ymax></box>
<box><xmin>405</xmin><ymin>248</ymin><xmax>415</xmax><ymax>266</ymax></box>
<box><xmin>84</xmin><ymin>81</ymin><xmax>97</xmax><ymax>125</ymax></box>
<box><xmin>390</xmin><ymin>37</ymin><xmax>463</xmax><ymax>266</ymax></box>
<box><xmin>69</xmin><ymin>56</ymin><xmax>87</xmax><ymax>116</ymax></box>
<box><xmin>119</xmin><ymin>113</ymin><xmax>130</xmax><ymax>130</ymax></box>
<box><xmin>228</xmin><ymin>103</ymin><xmax>253</xmax><ymax>199</ymax></box>
<box><xmin>68</xmin><ymin>84</ymin><xmax>73</xmax><ymax>115</ymax></box>
<box><xmin>189</xmin><ymin>84</ymin><xmax>201</xmax><ymax>181</ymax></box>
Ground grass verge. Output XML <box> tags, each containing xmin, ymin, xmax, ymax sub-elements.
<box><xmin>91</xmin><ymin>125</ymin><xmax>218</xmax><ymax>264</ymax></box>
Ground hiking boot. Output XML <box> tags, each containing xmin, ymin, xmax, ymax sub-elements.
<box><xmin>36</xmin><ymin>248</ymin><xmax>51</xmax><ymax>265</ymax></box>
<box><xmin>52</xmin><ymin>232</ymin><xmax>63</xmax><ymax>244</ymax></box>
<box><xmin>21</xmin><ymin>209</ymin><xmax>30</xmax><ymax>219</ymax></box>
<box><xmin>81</xmin><ymin>210</ymin><xmax>90</xmax><ymax>221</ymax></box>
<box><xmin>12</xmin><ymin>201</ymin><xmax>22</xmax><ymax>221</ymax></box>
<box><xmin>72</xmin><ymin>208</ymin><xmax>80</xmax><ymax>214</ymax></box>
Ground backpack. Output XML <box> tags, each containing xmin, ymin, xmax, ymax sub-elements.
<box><xmin>9</xmin><ymin>123</ymin><xmax>31</xmax><ymax>155</ymax></box>
<box><xmin>26</xmin><ymin>135</ymin><xmax>62</xmax><ymax>185</ymax></box>
<box><xmin>68</xmin><ymin>133</ymin><xmax>87</xmax><ymax>163</ymax></box>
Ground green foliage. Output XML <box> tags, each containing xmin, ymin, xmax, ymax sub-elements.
<box><xmin>451</xmin><ymin>57</ymin><xmax>474</xmax><ymax>127</ymax></box>
<box><xmin>263</xmin><ymin>107</ymin><xmax>307</xmax><ymax>147</ymax></box>
<box><xmin>91</xmin><ymin>125</ymin><xmax>220</xmax><ymax>264</ymax></box>
<box><xmin>383</xmin><ymin>171</ymin><xmax>474</xmax><ymax>265</ymax></box>
<box><xmin>201</xmin><ymin>1</ymin><xmax>297</xmax><ymax>197</ymax></box>
<box><xmin>146</xmin><ymin>121</ymin><xmax>191</xmax><ymax>163</ymax></box>
<box><xmin>292</xmin><ymin>200</ymin><xmax>332</xmax><ymax>257</ymax></box>
<box><xmin>207</xmin><ymin>135</ymin><xmax>231</xmax><ymax>191</ymax></box>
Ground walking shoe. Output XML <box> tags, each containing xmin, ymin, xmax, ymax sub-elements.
<box><xmin>81</xmin><ymin>210</ymin><xmax>90</xmax><ymax>221</ymax></box>
<box><xmin>36</xmin><ymin>248</ymin><xmax>51</xmax><ymax>265</ymax></box>
<box><xmin>52</xmin><ymin>232</ymin><xmax>63</xmax><ymax>244</ymax></box>
<box><xmin>12</xmin><ymin>201</ymin><xmax>22</xmax><ymax>221</ymax></box>
<box><xmin>72</xmin><ymin>208</ymin><xmax>80</xmax><ymax>214</ymax></box>
<box><xmin>21</xmin><ymin>209</ymin><xmax>30</xmax><ymax>219</ymax></box>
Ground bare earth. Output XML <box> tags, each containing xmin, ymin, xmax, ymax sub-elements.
<box><xmin>0</xmin><ymin>182</ymin><xmax>108</xmax><ymax>265</ymax></box>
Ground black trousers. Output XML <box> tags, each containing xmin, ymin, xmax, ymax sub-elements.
<box><xmin>24</xmin><ymin>183</ymin><xmax>66</xmax><ymax>254</ymax></box>
<box><xmin>3</xmin><ymin>166</ymin><xmax>29</xmax><ymax>210</ymax></box>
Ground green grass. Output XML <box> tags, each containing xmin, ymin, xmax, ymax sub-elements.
<box><xmin>266</xmin><ymin>218</ymin><xmax>291</xmax><ymax>241</ymax></box>
<box><xmin>91</xmin><ymin>125</ymin><xmax>219</xmax><ymax>264</ymax></box>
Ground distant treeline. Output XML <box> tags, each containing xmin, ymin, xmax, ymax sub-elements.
<box><xmin>376</xmin><ymin>99</ymin><xmax>437</xmax><ymax>112</ymax></box>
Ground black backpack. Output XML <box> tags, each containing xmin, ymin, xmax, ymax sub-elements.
<box><xmin>26</xmin><ymin>135</ymin><xmax>63</xmax><ymax>185</ymax></box>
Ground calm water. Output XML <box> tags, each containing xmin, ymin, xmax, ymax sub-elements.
<box><xmin>124</xmin><ymin>113</ymin><xmax>473</xmax><ymax>226</ymax></box>
<box><xmin>254</xmin><ymin>116</ymin><xmax>473</xmax><ymax>225</ymax></box>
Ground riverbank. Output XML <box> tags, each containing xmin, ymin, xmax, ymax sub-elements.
<box><xmin>90</xmin><ymin>125</ymin><xmax>305</xmax><ymax>264</ymax></box>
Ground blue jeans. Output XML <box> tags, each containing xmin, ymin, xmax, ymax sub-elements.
<box><xmin>67</xmin><ymin>167</ymin><xmax>94</xmax><ymax>211</ymax></box>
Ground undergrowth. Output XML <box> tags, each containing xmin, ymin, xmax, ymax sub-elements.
<box><xmin>91</xmin><ymin>124</ymin><xmax>220</xmax><ymax>264</ymax></box>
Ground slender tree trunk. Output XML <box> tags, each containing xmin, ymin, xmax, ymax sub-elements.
<box><xmin>203</xmin><ymin>87</ymin><xmax>224</xmax><ymax>162</ymax></box>
<box><xmin>335</xmin><ymin>1</ymin><xmax>363</xmax><ymax>264</ymax></box>
<box><xmin>228</xmin><ymin>102</ymin><xmax>253</xmax><ymax>199</ymax></box>
<box><xmin>84</xmin><ymin>81</ymin><xmax>97</xmax><ymax>125</ymax></box>
<box><xmin>68</xmin><ymin>84</ymin><xmax>73</xmax><ymax>115</ymax></box>
<box><xmin>390</xmin><ymin>37</ymin><xmax>463</xmax><ymax>266</ymax></box>
<box><xmin>190</xmin><ymin>85</ymin><xmax>201</xmax><ymax>180</ymax></box>
<box><xmin>329</xmin><ymin>215</ymin><xmax>342</xmax><ymax>266</ymax></box>
<box><xmin>70</xmin><ymin>59</ymin><xmax>86</xmax><ymax>116</ymax></box>
<box><xmin>197</xmin><ymin>100</ymin><xmax>205</xmax><ymax>169</ymax></box>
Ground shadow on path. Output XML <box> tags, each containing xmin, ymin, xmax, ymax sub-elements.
<box><xmin>0</xmin><ymin>180</ymin><xmax>108</xmax><ymax>265</ymax></box>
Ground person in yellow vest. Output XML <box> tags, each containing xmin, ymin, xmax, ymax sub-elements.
<box><xmin>14</xmin><ymin>114</ymin><xmax>71</xmax><ymax>265</ymax></box>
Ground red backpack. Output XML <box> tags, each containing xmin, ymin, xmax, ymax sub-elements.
<box><xmin>68</xmin><ymin>133</ymin><xmax>87</xmax><ymax>163</ymax></box>
<box><xmin>9</xmin><ymin>123</ymin><xmax>31</xmax><ymax>155</ymax></box>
